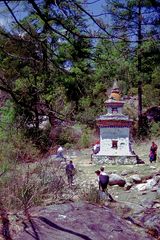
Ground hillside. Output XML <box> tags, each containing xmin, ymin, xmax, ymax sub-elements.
<box><xmin>1</xmin><ymin>138</ymin><xmax>159</xmax><ymax>240</ymax></box>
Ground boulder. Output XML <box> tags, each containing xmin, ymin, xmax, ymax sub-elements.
<box><xmin>121</xmin><ymin>170</ymin><xmax>128</xmax><ymax>176</ymax></box>
<box><xmin>145</xmin><ymin>216</ymin><xmax>160</xmax><ymax>238</ymax></box>
<box><xmin>124</xmin><ymin>182</ymin><xmax>133</xmax><ymax>191</ymax></box>
<box><xmin>109</xmin><ymin>174</ymin><xmax>126</xmax><ymax>187</ymax></box>
<box><xmin>15</xmin><ymin>202</ymin><xmax>154</xmax><ymax>240</ymax></box>
<box><xmin>134</xmin><ymin>178</ymin><xmax>157</xmax><ymax>191</ymax></box>
<box><xmin>157</xmin><ymin>187</ymin><xmax>160</xmax><ymax>198</ymax></box>
<box><xmin>130</xmin><ymin>175</ymin><xmax>142</xmax><ymax>184</ymax></box>
<box><xmin>134</xmin><ymin>208</ymin><xmax>160</xmax><ymax>239</ymax></box>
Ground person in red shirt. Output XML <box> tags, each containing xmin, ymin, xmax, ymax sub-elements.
<box><xmin>150</xmin><ymin>141</ymin><xmax>158</xmax><ymax>162</ymax></box>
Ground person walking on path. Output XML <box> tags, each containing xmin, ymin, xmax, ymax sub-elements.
<box><xmin>149</xmin><ymin>141</ymin><xmax>158</xmax><ymax>163</ymax></box>
<box><xmin>66</xmin><ymin>161</ymin><xmax>76</xmax><ymax>187</ymax></box>
<box><xmin>56</xmin><ymin>146</ymin><xmax>66</xmax><ymax>161</ymax></box>
<box><xmin>95</xmin><ymin>169</ymin><xmax>115</xmax><ymax>202</ymax></box>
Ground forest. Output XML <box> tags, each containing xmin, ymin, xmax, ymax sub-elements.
<box><xmin>0</xmin><ymin>0</ymin><xmax>160</xmax><ymax>160</ymax></box>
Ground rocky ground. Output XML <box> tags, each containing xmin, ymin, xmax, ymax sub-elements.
<box><xmin>15</xmin><ymin>202</ymin><xmax>156</xmax><ymax>240</ymax></box>
<box><xmin>65</xmin><ymin>139</ymin><xmax>160</xmax><ymax>239</ymax></box>
<box><xmin>1</xmin><ymin>139</ymin><xmax>160</xmax><ymax>240</ymax></box>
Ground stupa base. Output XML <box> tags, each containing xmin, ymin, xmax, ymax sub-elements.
<box><xmin>92</xmin><ymin>154</ymin><xmax>138</xmax><ymax>165</ymax></box>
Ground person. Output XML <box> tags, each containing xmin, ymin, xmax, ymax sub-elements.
<box><xmin>100</xmin><ymin>166</ymin><xmax>107</xmax><ymax>176</ymax></box>
<box><xmin>98</xmin><ymin>167</ymin><xmax>109</xmax><ymax>192</ymax></box>
<box><xmin>95</xmin><ymin>169</ymin><xmax>115</xmax><ymax>202</ymax></box>
<box><xmin>66</xmin><ymin>161</ymin><xmax>75</xmax><ymax>187</ymax></box>
<box><xmin>149</xmin><ymin>141</ymin><xmax>158</xmax><ymax>163</ymax></box>
<box><xmin>91</xmin><ymin>141</ymin><xmax>100</xmax><ymax>162</ymax></box>
<box><xmin>93</xmin><ymin>142</ymin><xmax>100</xmax><ymax>154</ymax></box>
<box><xmin>56</xmin><ymin>146</ymin><xmax>66</xmax><ymax>160</ymax></box>
<box><xmin>149</xmin><ymin>150</ymin><xmax>154</xmax><ymax>163</ymax></box>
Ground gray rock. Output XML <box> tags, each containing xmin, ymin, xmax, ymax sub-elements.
<box><xmin>124</xmin><ymin>182</ymin><xmax>133</xmax><ymax>190</ymax></box>
<box><xmin>121</xmin><ymin>170</ymin><xmax>128</xmax><ymax>176</ymax></box>
<box><xmin>157</xmin><ymin>187</ymin><xmax>160</xmax><ymax>198</ymax></box>
<box><xmin>145</xmin><ymin>215</ymin><xmax>160</xmax><ymax>236</ymax></box>
<box><xmin>15</xmin><ymin>202</ymin><xmax>154</xmax><ymax>240</ymax></box>
<box><xmin>134</xmin><ymin>178</ymin><xmax>157</xmax><ymax>191</ymax></box>
<box><xmin>130</xmin><ymin>175</ymin><xmax>142</xmax><ymax>184</ymax></box>
<box><xmin>137</xmin><ymin>209</ymin><xmax>160</xmax><ymax>239</ymax></box>
<box><xmin>109</xmin><ymin>174</ymin><xmax>126</xmax><ymax>187</ymax></box>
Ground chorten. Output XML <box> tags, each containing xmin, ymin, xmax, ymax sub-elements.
<box><xmin>93</xmin><ymin>81</ymin><xmax>137</xmax><ymax>164</ymax></box>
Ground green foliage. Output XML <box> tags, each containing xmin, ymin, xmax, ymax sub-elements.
<box><xmin>94</xmin><ymin>39</ymin><xmax>138</xmax><ymax>93</ymax></box>
<box><xmin>0</xmin><ymin>130</ymin><xmax>40</xmax><ymax>164</ymax></box>
<box><xmin>57</xmin><ymin>125</ymin><xmax>93</xmax><ymax>149</ymax></box>
<box><xmin>25</xmin><ymin>126</ymin><xmax>52</xmax><ymax>152</ymax></box>
<box><xmin>142</xmin><ymin>84</ymin><xmax>160</xmax><ymax>107</ymax></box>
<box><xmin>150</xmin><ymin>122</ymin><xmax>160</xmax><ymax>137</ymax></box>
<box><xmin>123</xmin><ymin>102</ymin><xmax>137</xmax><ymax>121</ymax></box>
<box><xmin>78</xmin><ymin>127</ymin><xmax>91</xmax><ymax>148</ymax></box>
<box><xmin>0</xmin><ymin>0</ymin><xmax>159</xmax><ymax>143</ymax></box>
<box><xmin>92</xmin><ymin>82</ymin><xmax>106</xmax><ymax>96</ymax></box>
<box><xmin>16</xmin><ymin>178</ymin><xmax>39</xmax><ymax>210</ymax></box>
<box><xmin>128</xmin><ymin>87</ymin><xmax>138</xmax><ymax>96</ymax></box>
<box><xmin>152</xmin><ymin>66</ymin><xmax>160</xmax><ymax>88</ymax></box>
<box><xmin>0</xmin><ymin>100</ymin><xmax>15</xmax><ymax>140</ymax></box>
<box><xmin>57</xmin><ymin>127</ymin><xmax>79</xmax><ymax>146</ymax></box>
<box><xmin>137</xmin><ymin>116</ymin><xmax>150</xmax><ymax>139</ymax></box>
<box><xmin>141</xmin><ymin>41</ymin><xmax>160</xmax><ymax>76</ymax></box>
<box><xmin>0</xmin><ymin>101</ymin><xmax>39</xmax><ymax>163</ymax></box>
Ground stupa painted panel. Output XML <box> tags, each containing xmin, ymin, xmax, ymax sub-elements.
<box><xmin>98</xmin><ymin>127</ymin><xmax>131</xmax><ymax>156</ymax></box>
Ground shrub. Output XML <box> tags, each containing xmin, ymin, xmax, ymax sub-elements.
<box><xmin>123</xmin><ymin>102</ymin><xmax>137</xmax><ymax>121</ymax></box>
<box><xmin>142</xmin><ymin>84</ymin><xmax>160</xmax><ymax>107</ymax></box>
<box><xmin>25</xmin><ymin>126</ymin><xmax>52</xmax><ymax>152</ymax></box>
<box><xmin>137</xmin><ymin>116</ymin><xmax>151</xmax><ymax>139</ymax></box>
<box><xmin>128</xmin><ymin>87</ymin><xmax>138</xmax><ymax>96</ymax></box>
<box><xmin>78</xmin><ymin>127</ymin><xmax>92</xmax><ymax>148</ymax></box>
<box><xmin>150</xmin><ymin>122</ymin><xmax>160</xmax><ymax>137</ymax></box>
<box><xmin>79</xmin><ymin>184</ymin><xmax>100</xmax><ymax>204</ymax></box>
<box><xmin>58</xmin><ymin>127</ymin><xmax>79</xmax><ymax>145</ymax></box>
<box><xmin>78</xmin><ymin>183</ymin><xmax>110</xmax><ymax>205</ymax></box>
<box><xmin>0</xmin><ymin>130</ymin><xmax>40</xmax><ymax>164</ymax></box>
<box><xmin>0</xmin><ymin>159</ymin><xmax>69</xmax><ymax>211</ymax></box>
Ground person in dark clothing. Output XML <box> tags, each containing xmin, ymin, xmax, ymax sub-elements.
<box><xmin>95</xmin><ymin>170</ymin><xmax>109</xmax><ymax>192</ymax></box>
<box><xmin>95</xmin><ymin>170</ymin><xmax>115</xmax><ymax>202</ymax></box>
<box><xmin>66</xmin><ymin>161</ymin><xmax>75</xmax><ymax>187</ymax></box>
<box><xmin>150</xmin><ymin>141</ymin><xmax>158</xmax><ymax>162</ymax></box>
<box><xmin>99</xmin><ymin>174</ymin><xmax>109</xmax><ymax>192</ymax></box>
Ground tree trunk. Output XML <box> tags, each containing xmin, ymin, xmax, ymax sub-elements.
<box><xmin>138</xmin><ymin>81</ymin><xmax>142</xmax><ymax>133</ymax></box>
<box><xmin>137</xmin><ymin>0</ymin><xmax>143</xmax><ymax>133</ymax></box>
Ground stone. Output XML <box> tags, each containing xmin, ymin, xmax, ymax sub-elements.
<box><xmin>143</xmin><ymin>214</ymin><xmax>160</xmax><ymax>238</ymax></box>
<box><xmin>109</xmin><ymin>173</ymin><xmax>126</xmax><ymax>187</ymax></box>
<box><xmin>93</xmin><ymin>155</ymin><xmax>137</xmax><ymax>165</ymax></box>
<box><xmin>124</xmin><ymin>182</ymin><xmax>133</xmax><ymax>191</ymax></box>
<box><xmin>134</xmin><ymin>178</ymin><xmax>157</xmax><ymax>191</ymax></box>
<box><xmin>15</xmin><ymin>202</ymin><xmax>154</xmax><ymax>240</ymax></box>
<box><xmin>156</xmin><ymin>187</ymin><xmax>160</xmax><ymax>198</ymax></box>
<box><xmin>121</xmin><ymin>170</ymin><xmax>128</xmax><ymax>176</ymax></box>
<box><xmin>130</xmin><ymin>175</ymin><xmax>142</xmax><ymax>184</ymax></box>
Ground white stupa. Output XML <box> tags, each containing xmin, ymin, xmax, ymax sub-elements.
<box><xmin>93</xmin><ymin>81</ymin><xmax>137</xmax><ymax>164</ymax></box>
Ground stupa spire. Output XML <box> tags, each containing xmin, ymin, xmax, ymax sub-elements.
<box><xmin>109</xmin><ymin>80</ymin><xmax>121</xmax><ymax>101</ymax></box>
